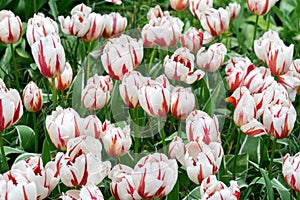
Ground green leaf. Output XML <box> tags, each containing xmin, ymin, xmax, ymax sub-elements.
<box><xmin>41</xmin><ymin>139</ymin><xmax>51</xmax><ymax>165</ymax></box>
<box><xmin>239</xmin><ymin>134</ymin><xmax>260</xmax><ymax>163</ymax></box>
<box><xmin>16</xmin><ymin>48</ymin><xmax>31</xmax><ymax>59</ymax></box>
<box><xmin>182</xmin><ymin>186</ymin><xmax>200</xmax><ymax>200</ymax></box>
<box><xmin>3</xmin><ymin>146</ymin><xmax>24</xmax><ymax>156</ymax></box>
<box><xmin>15</xmin><ymin>125</ymin><xmax>35</xmax><ymax>152</ymax></box>
<box><xmin>259</xmin><ymin>168</ymin><xmax>274</xmax><ymax>200</ymax></box>
<box><xmin>14</xmin><ymin>153</ymin><xmax>38</xmax><ymax>164</ymax></box>
<box><xmin>166</xmin><ymin>179</ymin><xmax>179</xmax><ymax>200</ymax></box>
<box><xmin>226</xmin><ymin>152</ymin><xmax>249</xmax><ymax>180</ymax></box>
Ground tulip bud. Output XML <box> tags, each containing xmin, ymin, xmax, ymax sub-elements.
<box><xmin>52</xmin><ymin>62</ymin><xmax>73</xmax><ymax>91</ymax></box>
<box><xmin>168</xmin><ymin>136</ymin><xmax>186</xmax><ymax>165</ymax></box>
<box><xmin>22</xmin><ymin>81</ymin><xmax>43</xmax><ymax>112</ymax></box>
<box><xmin>227</xmin><ymin>2</ymin><xmax>241</xmax><ymax>19</ymax></box>
<box><xmin>82</xmin><ymin>13</ymin><xmax>105</xmax><ymax>42</ymax></box>
<box><xmin>82</xmin><ymin>115</ymin><xmax>102</xmax><ymax>139</ymax></box>
<box><xmin>170</xmin><ymin>87</ymin><xmax>195</xmax><ymax>119</ymax></box>
<box><xmin>147</xmin><ymin>5</ymin><xmax>164</xmax><ymax>21</ymax></box>
<box><xmin>102</xmin><ymin>12</ymin><xmax>127</xmax><ymax>38</ymax></box>
<box><xmin>282</xmin><ymin>152</ymin><xmax>300</xmax><ymax>192</ymax></box>
<box><xmin>0</xmin><ymin>10</ymin><xmax>22</xmax><ymax>44</ymax></box>
<box><xmin>189</xmin><ymin>0</ymin><xmax>213</xmax><ymax>17</ymax></box>
<box><xmin>170</xmin><ymin>0</ymin><xmax>189</xmax><ymax>11</ymax></box>
<box><xmin>180</xmin><ymin>27</ymin><xmax>204</xmax><ymax>52</ymax></box>
<box><xmin>247</xmin><ymin>0</ymin><xmax>279</xmax><ymax>15</ymax></box>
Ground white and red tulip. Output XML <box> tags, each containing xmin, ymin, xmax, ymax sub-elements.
<box><xmin>282</xmin><ymin>152</ymin><xmax>300</xmax><ymax>192</ymax></box>
<box><xmin>227</xmin><ymin>2</ymin><xmax>241</xmax><ymax>19</ymax></box>
<box><xmin>0</xmin><ymin>10</ymin><xmax>22</xmax><ymax>44</ymax></box>
<box><xmin>189</xmin><ymin>0</ymin><xmax>213</xmax><ymax>17</ymax></box>
<box><xmin>51</xmin><ymin>62</ymin><xmax>73</xmax><ymax>91</ymax></box>
<box><xmin>180</xmin><ymin>27</ymin><xmax>204</xmax><ymax>53</ymax></box>
<box><xmin>82</xmin><ymin>115</ymin><xmax>102</xmax><ymax>139</ymax></box>
<box><xmin>82</xmin><ymin>12</ymin><xmax>105</xmax><ymax>41</ymax></box>
<box><xmin>247</xmin><ymin>0</ymin><xmax>279</xmax><ymax>15</ymax></box>
<box><xmin>102</xmin><ymin>12</ymin><xmax>127</xmax><ymax>38</ymax></box>
<box><xmin>22</xmin><ymin>81</ymin><xmax>43</xmax><ymax>112</ymax></box>
<box><xmin>170</xmin><ymin>0</ymin><xmax>189</xmax><ymax>11</ymax></box>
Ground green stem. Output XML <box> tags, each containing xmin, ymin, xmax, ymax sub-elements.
<box><xmin>148</xmin><ymin>47</ymin><xmax>157</xmax><ymax>75</ymax></box>
<box><xmin>177</xmin><ymin>119</ymin><xmax>182</xmax><ymax>137</ymax></box>
<box><xmin>232</xmin><ymin>129</ymin><xmax>241</xmax><ymax>179</ymax></box>
<box><xmin>131</xmin><ymin>108</ymin><xmax>140</xmax><ymax>154</ymax></box>
<box><xmin>158</xmin><ymin>118</ymin><xmax>166</xmax><ymax>154</ymax></box>
<box><xmin>268</xmin><ymin>138</ymin><xmax>277</xmax><ymax>178</ymax></box>
<box><xmin>10</xmin><ymin>44</ymin><xmax>20</xmax><ymax>91</ymax></box>
<box><xmin>0</xmin><ymin>132</ymin><xmax>9</xmax><ymax>172</ymax></box>
<box><xmin>266</xmin><ymin>11</ymin><xmax>271</xmax><ymax>31</ymax></box>
<box><xmin>86</xmin><ymin>42</ymin><xmax>92</xmax><ymax>83</ymax></box>
<box><xmin>51</xmin><ymin>77</ymin><xmax>57</xmax><ymax>110</ymax></box>
<box><xmin>33</xmin><ymin>0</ymin><xmax>37</xmax><ymax>12</ymax></box>
<box><xmin>252</xmin><ymin>15</ymin><xmax>259</xmax><ymax>58</ymax></box>
<box><xmin>297</xmin><ymin>192</ymin><xmax>300</xmax><ymax>200</ymax></box>
<box><xmin>33</xmin><ymin>112</ymin><xmax>38</xmax><ymax>153</ymax></box>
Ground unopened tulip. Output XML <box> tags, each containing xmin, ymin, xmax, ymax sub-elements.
<box><xmin>46</xmin><ymin>106</ymin><xmax>82</xmax><ymax>150</ymax></box>
<box><xmin>82</xmin><ymin>12</ymin><xmax>105</xmax><ymax>41</ymax></box>
<box><xmin>102</xmin><ymin>12</ymin><xmax>127</xmax><ymax>38</ymax></box>
<box><xmin>0</xmin><ymin>10</ymin><xmax>22</xmax><ymax>44</ymax></box>
<box><xmin>82</xmin><ymin>115</ymin><xmax>102</xmax><ymax>139</ymax></box>
<box><xmin>170</xmin><ymin>87</ymin><xmax>195</xmax><ymax>119</ymax></box>
<box><xmin>109</xmin><ymin>164</ymin><xmax>142</xmax><ymax>200</ymax></box>
<box><xmin>227</xmin><ymin>2</ymin><xmax>241</xmax><ymax>19</ymax></box>
<box><xmin>142</xmin><ymin>14</ymin><xmax>184</xmax><ymax>47</ymax></box>
<box><xmin>0</xmin><ymin>82</ymin><xmax>23</xmax><ymax>131</ymax></box>
<box><xmin>119</xmin><ymin>71</ymin><xmax>148</xmax><ymax>108</ymax></box>
<box><xmin>247</xmin><ymin>0</ymin><xmax>279</xmax><ymax>15</ymax></box>
<box><xmin>138</xmin><ymin>76</ymin><xmax>171</xmax><ymax>118</ymax></box>
<box><xmin>186</xmin><ymin>110</ymin><xmax>220</xmax><ymax>143</ymax></box>
<box><xmin>200</xmin><ymin>175</ymin><xmax>240</xmax><ymax>200</ymax></box>
<box><xmin>101</xmin><ymin>120</ymin><xmax>132</xmax><ymax>158</ymax></box>
<box><xmin>52</xmin><ymin>62</ymin><xmax>73</xmax><ymax>91</ymax></box>
<box><xmin>26</xmin><ymin>13</ymin><xmax>59</xmax><ymax>46</ymax></box>
<box><xmin>170</xmin><ymin>0</ymin><xmax>189</xmax><ymax>11</ymax></box>
<box><xmin>31</xmin><ymin>34</ymin><xmax>66</xmax><ymax>78</ymax></box>
<box><xmin>101</xmin><ymin>35</ymin><xmax>143</xmax><ymax>80</ymax></box>
<box><xmin>132</xmin><ymin>153</ymin><xmax>178</xmax><ymax>199</ymax></box>
<box><xmin>197</xmin><ymin>43</ymin><xmax>227</xmax><ymax>72</ymax></box>
<box><xmin>105</xmin><ymin>0</ymin><xmax>122</xmax><ymax>4</ymax></box>
<box><xmin>22</xmin><ymin>81</ymin><xmax>43</xmax><ymax>112</ymax></box>
<box><xmin>282</xmin><ymin>152</ymin><xmax>300</xmax><ymax>192</ymax></box>
<box><xmin>168</xmin><ymin>136</ymin><xmax>186</xmax><ymax>165</ymax></box>
<box><xmin>81</xmin><ymin>75</ymin><xmax>113</xmax><ymax>110</ymax></box>
<box><xmin>180</xmin><ymin>27</ymin><xmax>204</xmax><ymax>52</ymax></box>
<box><xmin>147</xmin><ymin>5</ymin><xmax>164</xmax><ymax>21</ymax></box>
<box><xmin>164</xmin><ymin>47</ymin><xmax>205</xmax><ymax>84</ymax></box>
<box><xmin>189</xmin><ymin>0</ymin><xmax>213</xmax><ymax>17</ymax></box>
<box><xmin>198</xmin><ymin>8</ymin><xmax>230</xmax><ymax>37</ymax></box>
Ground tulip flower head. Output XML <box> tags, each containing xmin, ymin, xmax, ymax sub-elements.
<box><xmin>170</xmin><ymin>0</ymin><xmax>190</xmax><ymax>11</ymax></box>
<box><xmin>105</xmin><ymin>0</ymin><xmax>122</xmax><ymax>5</ymax></box>
<box><xmin>147</xmin><ymin>5</ymin><xmax>164</xmax><ymax>21</ymax></box>
<box><xmin>180</xmin><ymin>27</ymin><xmax>204</xmax><ymax>52</ymax></box>
<box><xmin>102</xmin><ymin>12</ymin><xmax>127</xmax><ymax>38</ymax></box>
<box><xmin>189</xmin><ymin>0</ymin><xmax>213</xmax><ymax>17</ymax></box>
<box><xmin>227</xmin><ymin>2</ymin><xmax>241</xmax><ymax>19</ymax></box>
<box><xmin>22</xmin><ymin>81</ymin><xmax>43</xmax><ymax>112</ymax></box>
<box><xmin>51</xmin><ymin>62</ymin><xmax>73</xmax><ymax>91</ymax></box>
<box><xmin>62</xmin><ymin>185</ymin><xmax>104</xmax><ymax>200</ymax></box>
<box><xmin>247</xmin><ymin>0</ymin><xmax>279</xmax><ymax>15</ymax></box>
<box><xmin>0</xmin><ymin>10</ymin><xmax>22</xmax><ymax>44</ymax></box>
<box><xmin>282</xmin><ymin>152</ymin><xmax>300</xmax><ymax>192</ymax></box>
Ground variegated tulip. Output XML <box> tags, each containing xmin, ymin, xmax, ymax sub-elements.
<box><xmin>168</xmin><ymin>136</ymin><xmax>186</xmax><ymax>165</ymax></box>
<box><xmin>225</xmin><ymin>57</ymin><xmax>255</xmax><ymax>92</ymax></box>
<box><xmin>170</xmin><ymin>87</ymin><xmax>195</xmax><ymax>119</ymax></box>
<box><xmin>0</xmin><ymin>10</ymin><xmax>22</xmax><ymax>44</ymax></box>
<box><xmin>227</xmin><ymin>2</ymin><xmax>241</xmax><ymax>19</ymax></box>
<box><xmin>106</xmin><ymin>0</ymin><xmax>122</xmax><ymax>4</ymax></box>
<box><xmin>278</xmin><ymin>69</ymin><xmax>300</xmax><ymax>102</ymax></box>
<box><xmin>58</xmin><ymin>3</ymin><xmax>91</xmax><ymax>37</ymax></box>
<box><xmin>197</xmin><ymin>43</ymin><xmax>227</xmax><ymax>72</ymax></box>
<box><xmin>22</xmin><ymin>81</ymin><xmax>43</xmax><ymax>112</ymax></box>
<box><xmin>46</xmin><ymin>106</ymin><xmax>82</xmax><ymax>150</ymax></box>
<box><xmin>62</xmin><ymin>184</ymin><xmax>104</xmax><ymax>200</ymax></box>
<box><xmin>132</xmin><ymin>153</ymin><xmax>178</xmax><ymax>199</ymax></box>
<box><xmin>147</xmin><ymin>5</ymin><xmax>164</xmax><ymax>21</ymax></box>
<box><xmin>247</xmin><ymin>0</ymin><xmax>279</xmax><ymax>15</ymax></box>
<box><xmin>102</xmin><ymin>12</ymin><xmax>127</xmax><ymax>38</ymax></box>
<box><xmin>0</xmin><ymin>82</ymin><xmax>23</xmax><ymax>131</ymax></box>
<box><xmin>56</xmin><ymin>136</ymin><xmax>111</xmax><ymax>187</ymax></box>
<box><xmin>101</xmin><ymin>35</ymin><xmax>143</xmax><ymax>80</ymax></box>
<box><xmin>31</xmin><ymin>34</ymin><xmax>66</xmax><ymax>78</ymax></box>
<box><xmin>142</xmin><ymin>14</ymin><xmax>184</xmax><ymax>47</ymax></box>
<box><xmin>138</xmin><ymin>75</ymin><xmax>171</xmax><ymax>118</ymax></box>
<box><xmin>101</xmin><ymin>120</ymin><xmax>132</xmax><ymax>158</ymax></box>
<box><xmin>81</xmin><ymin>75</ymin><xmax>113</xmax><ymax>110</ymax></box>
<box><xmin>82</xmin><ymin>115</ymin><xmax>102</xmax><ymax>139</ymax></box>
<box><xmin>26</xmin><ymin>13</ymin><xmax>59</xmax><ymax>46</ymax></box>
<box><xmin>109</xmin><ymin>164</ymin><xmax>142</xmax><ymax>200</ymax></box>
<box><xmin>0</xmin><ymin>179</ymin><xmax>37</xmax><ymax>200</ymax></box>
<box><xmin>119</xmin><ymin>71</ymin><xmax>148</xmax><ymax>108</ymax></box>
<box><xmin>189</xmin><ymin>0</ymin><xmax>213</xmax><ymax>17</ymax></box>
<box><xmin>200</xmin><ymin>175</ymin><xmax>240</xmax><ymax>200</ymax></box>
<box><xmin>186</xmin><ymin>110</ymin><xmax>220</xmax><ymax>143</ymax></box>
<box><xmin>164</xmin><ymin>47</ymin><xmax>205</xmax><ymax>84</ymax></box>
<box><xmin>170</xmin><ymin>0</ymin><xmax>189</xmax><ymax>11</ymax></box>
<box><xmin>82</xmin><ymin>12</ymin><xmax>105</xmax><ymax>41</ymax></box>
<box><xmin>198</xmin><ymin>8</ymin><xmax>230</xmax><ymax>37</ymax></box>
<box><xmin>282</xmin><ymin>152</ymin><xmax>300</xmax><ymax>192</ymax></box>
<box><xmin>184</xmin><ymin>140</ymin><xmax>223</xmax><ymax>184</ymax></box>
<box><xmin>53</xmin><ymin>62</ymin><xmax>73</xmax><ymax>91</ymax></box>
<box><xmin>180</xmin><ymin>27</ymin><xmax>204</xmax><ymax>52</ymax></box>
<box><xmin>289</xmin><ymin>59</ymin><xmax>300</xmax><ymax>94</ymax></box>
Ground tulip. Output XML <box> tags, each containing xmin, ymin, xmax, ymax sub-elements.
<box><xmin>22</xmin><ymin>81</ymin><xmax>43</xmax><ymax>112</ymax></box>
<box><xmin>46</xmin><ymin>106</ymin><xmax>82</xmax><ymax>150</ymax></box>
<box><xmin>170</xmin><ymin>0</ymin><xmax>189</xmax><ymax>11</ymax></box>
<box><xmin>82</xmin><ymin>115</ymin><xmax>102</xmax><ymax>139</ymax></box>
<box><xmin>288</xmin><ymin>59</ymin><xmax>300</xmax><ymax>94</ymax></box>
<box><xmin>278</xmin><ymin>70</ymin><xmax>300</xmax><ymax>102</ymax></box>
<box><xmin>147</xmin><ymin>5</ymin><xmax>164</xmax><ymax>21</ymax></box>
<box><xmin>186</xmin><ymin>110</ymin><xmax>221</xmax><ymax>143</ymax></box>
<box><xmin>170</xmin><ymin>87</ymin><xmax>195</xmax><ymax>119</ymax></box>
<box><xmin>184</xmin><ymin>140</ymin><xmax>223</xmax><ymax>184</ymax></box>
<box><xmin>0</xmin><ymin>83</ymin><xmax>23</xmax><ymax>131</ymax></box>
<box><xmin>58</xmin><ymin>3</ymin><xmax>91</xmax><ymax>37</ymax></box>
<box><xmin>197</xmin><ymin>43</ymin><xmax>227</xmax><ymax>72</ymax></box>
<box><xmin>189</xmin><ymin>0</ymin><xmax>213</xmax><ymax>17</ymax></box>
<box><xmin>142</xmin><ymin>14</ymin><xmax>184</xmax><ymax>47</ymax></box>
<box><xmin>164</xmin><ymin>47</ymin><xmax>205</xmax><ymax>84</ymax></box>
<box><xmin>31</xmin><ymin>34</ymin><xmax>66</xmax><ymax>78</ymax></box>
<box><xmin>105</xmin><ymin>0</ymin><xmax>122</xmax><ymax>4</ymax></box>
<box><xmin>0</xmin><ymin>180</ymin><xmax>37</xmax><ymax>200</ymax></box>
<box><xmin>101</xmin><ymin>120</ymin><xmax>132</xmax><ymax>158</ymax></box>
<box><xmin>138</xmin><ymin>75</ymin><xmax>171</xmax><ymax>118</ymax></box>
<box><xmin>227</xmin><ymin>2</ymin><xmax>241</xmax><ymax>19</ymax></box>
<box><xmin>198</xmin><ymin>8</ymin><xmax>230</xmax><ymax>37</ymax></box>
<box><xmin>200</xmin><ymin>175</ymin><xmax>240</xmax><ymax>200</ymax></box>
<box><xmin>247</xmin><ymin>0</ymin><xmax>279</xmax><ymax>15</ymax></box>
<box><xmin>101</xmin><ymin>34</ymin><xmax>143</xmax><ymax>80</ymax></box>
<box><xmin>102</xmin><ymin>12</ymin><xmax>127</xmax><ymax>38</ymax></box>
<box><xmin>62</xmin><ymin>184</ymin><xmax>104</xmax><ymax>200</ymax></box>
<box><xmin>52</xmin><ymin>62</ymin><xmax>73</xmax><ymax>91</ymax></box>
<box><xmin>180</xmin><ymin>27</ymin><xmax>204</xmax><ymax>52</ymax></box>
<box><xmin>132</xmin><ymin>153</ymin><xmax>178</xmax><ymax>199</ymax></box>
<box><xmin>109</xmin><ymin>164</ymin><xmax>142</xmax><ymax>200</ymax></box>
<box><xmin>81</xmin><ymin>75</ymin><xmax>113</xmax><ymax>110</ymax></box>
<box><xmin>0</xmin><ymin>10</ymin><xmax>22</xmax><ymax>44</ymax></box>
<box><xmin>26</xmin><ymin>13</ymin><xmax>59</xmax><ymax>46</ymax></box>
<box><xmin>225</xmin><ymin>57</ymin><xmax>255</xmax><ymax>92</ymax></box>
<box><xmin>82</xmin><ymin>13</ymin><xmax>105</xmax><ymax>41</ymax></box>
<box><xmin>282</xmin><ymin>152</ymin><xmax>300</xmax><ymax>192</ymax></box>
<box><xmin>119</xmin><ymin>71</ymin><xmax>148</xmax><ymax>108</ymax></box>
<box><xmin>168</xmin><ymin>136</ymin><xmax>186</xmax><ymax>165</ymax></box>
